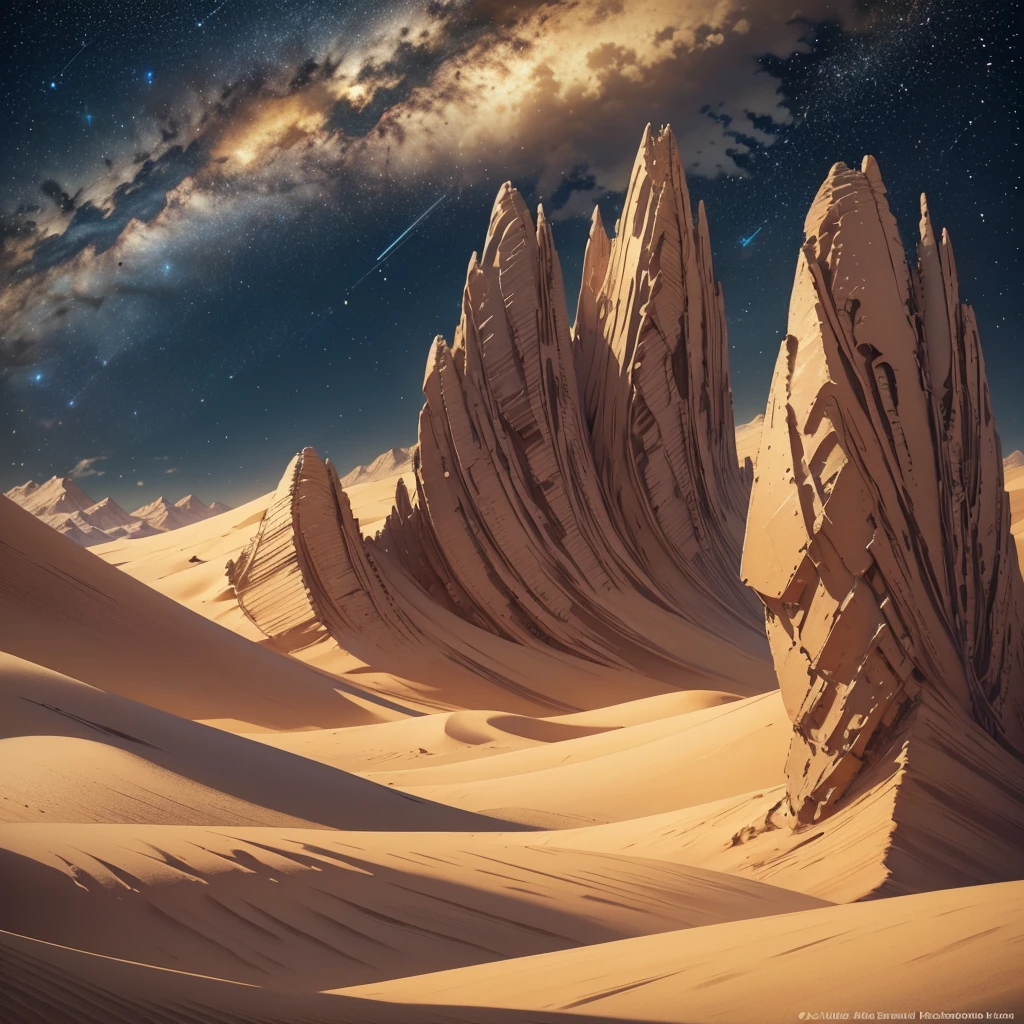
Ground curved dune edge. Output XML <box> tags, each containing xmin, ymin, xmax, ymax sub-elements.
<box><xmin>0</xmin><ymin>822</ymin><xmax>826</xmax><ymax>991</ymax></box>
<box><xmin>342</xmin><ymin>881</ymin><xmax>1024</xmax><ymax>1019</ymax></box>
<box><xmin>0</xmin><ymin>652</ymin><xmax>516</xmax><ymax>833</ymax></box>
<box><xmin>384</xmin><ymin>692</ymin><xmax>787</xmax><ymax>825</ymax></box>
<box><xmin>0</xmin><ymin>882</ymin><xmax>1020</xmax><ymax>1023</ymax></box>
<box><xmin>247</xmin><ymin>689</ymin><xmax>740</xmax><ymax>775</ymax></box>
<box><xmin>0</xmin><ymin>495</ymin><xmax>395</xmax><ymax>730</ymax></box>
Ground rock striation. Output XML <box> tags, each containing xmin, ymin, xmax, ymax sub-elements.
<box><xmin>573</xmin><ymin>125</ymin><xmax>760</xmax><ymax>630</ymax></box>
<box><xmin>227</xmin><ymin>125</ymin><xmax>774</xmax><ymax>704</ymax></box>
<box><xmin>742</xmin><ymin>156</ymin><xmax>1024</xmax><ymax>829</ymax></box>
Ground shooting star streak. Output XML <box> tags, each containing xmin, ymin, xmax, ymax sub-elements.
<box><xmin>61</xmin><ymin>41</ymin><xmax>90</xmax><ymax>76</ymax></box>
<box><xmin>282</xmin><ymin>193</ymin><xmax>450</xmax><ymax>350</ymax></box>
<box><xmin>197</xmin><ymin>1</ymin><xmax>229</xmax><ymax>28</ymax></box>
<box><xmin>377</xmin><ymin>194</ymin><xmax>447</xmax><ymax>261</ymax></box>
<box><xmin>740</xmin><ymin>226</ymin><xmax>763</xmax><ymax>248</ymax></box>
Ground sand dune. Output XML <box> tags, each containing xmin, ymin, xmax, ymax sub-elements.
<box><xmin>1</xmin><ymin>882</ymin><xmax>1019</xmax><ymax>1022</ymax></box>
<box><xmin>0</xmin><ymin>653</ymin><xmax>509</xmax><ymax>831</ymax></box>
<box><xmin>0</xmin><ymin>823</ymin><xmax>825</xmax><ymax>991</ymax></box>
<box><xmin>732</xmin><ymin>414</ymin><xmax>763</xmax><ymax>467</ymax></box>
<box><xmin>386</xmin><ymin>692</ymin><xmax>787</xmax><ymax>827</ymax></box>
<box><xmin>0</xmin><ymin>495</ymin><xmax>400</xmax><ymax>730</ymax></box>
<box><xmin>345</xmin><ymin>881</ymin><xmax>1024</xmax><ymax>1021</ymax></box>
<box><xmin>249</xmin><ymin>690</ymin><xmax>739</xmax><ymax>774</ymax></box>
<box><xmin>345</xmin><ymin>470</ymin><xmax>419</xmax><ymax>537</ymax></box>
<box><xmin>92</xmin><ymin>493</ymin><xmax>272</xmax><ymax>638</ymax></box>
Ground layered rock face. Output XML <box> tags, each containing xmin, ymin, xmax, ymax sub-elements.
<box><xmin>573</xmin><ymin>126</ymin><xmax>760</xmax><ymax>629</ymax></box>
<box><xmin>228</xmin><ymin>126</ymin><xmax>773</xmax><ymax>703</ymax></box>
<box><xmin>742</xmin><ymin>156</ymin><xmax>1024</xmax><ymax>826</ymax></box>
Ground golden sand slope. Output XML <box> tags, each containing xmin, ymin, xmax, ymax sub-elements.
<box><xmin>247</xmin><ymin>690</ymin><xmax>738</xmax><ymax>774</ymax></box>
<box><xmin>0</xmin><ymin>652</ymin><xmax>510</xmax><ymax>832</ymax></box>
<box><xmin>0</xmin><ymin>823</ymin><xmax>825</xmax><ymax>990</ymax></box>
<box><xmin>374</xmin><ymin>692</ymin><xmax>787</xmax><ymax>827</ymax></box>
<box><xmin>1</xmin><ymin>882</ymin><xmax>1019</xmax><ymax>1022</ymax></box>
<box><xmin>0</xmin><ymin>496</ymin><xmax>398</xmax><ymax>730</ymax></box>
<box><xmin>733</xmin><ymin>414</ymin><xmax>763</xmax><ymax>467</ymax></box>
<box><xmin>344</xmin><ymin>880</ymin><xmax>1024</xmax><ymax>1020</ymax></box>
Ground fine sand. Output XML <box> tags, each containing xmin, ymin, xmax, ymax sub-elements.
<box><xmin>1</xmin><ymin>882</ymin><xmax>1020</xmax><ymax>1022</ymax></box>
<box><xmin>1</xmin><ymin>433</ymin><xmax>1021</xmax><ymax>1020</ymax></box>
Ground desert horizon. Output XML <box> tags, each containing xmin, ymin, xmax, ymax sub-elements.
<box><xmin>2</xmin><ymin>122</ymin><xmax>1022</xmax><ymax>1021</ymax></box>
<box><xmin>1</xmin><ymin>2</ymin><xmax>1021</xmax><ymax>1019</ymax></box>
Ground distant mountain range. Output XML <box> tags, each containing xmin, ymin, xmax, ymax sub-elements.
<box><xmin>339</xmin><ymin>445</ymin><xmax>416</xmax><ymax>487</ymax></box>
<box><xmin>3</xmin><ymin>476</ymin><xmax>231</xmax><ymax>547</ymax></box>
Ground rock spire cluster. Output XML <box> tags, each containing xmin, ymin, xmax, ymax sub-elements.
<box><xmin>228</xmin><ymin>126</ymin><xmax>773</xmax><ymax>700</ymax></box>
<box><xmin>228</xmin><ymin>131</ymin><xmax>1023</xmax><ymax>873</ymax></box>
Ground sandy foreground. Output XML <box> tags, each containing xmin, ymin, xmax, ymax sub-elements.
<box><xmin>1</xmin><ymin>447</ymin><xmax>1022</xmax><ymax>1021</ymax></box>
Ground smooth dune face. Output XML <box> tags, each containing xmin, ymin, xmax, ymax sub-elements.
<box><xmin>0</xmin><ymin>653</ymin><xmax>516</xmax><ymax>832</ymax></box>
<box><xmin>2</xmin><ymin>128</ymin><xmax>1022</xmax><ymax>1022</ymax></box>
<box><xmin>0</xmin><ymin>495</ymin><xmax>395</xmax><ymax>730</ymax></box>
<box><xmin>1</xmin><ymin>883</ymin><xmax>1020</xmax><ymax>1023</ymax></box>
<box><xmin>384</xmin><ymin>692</ymin><xmax>788</xmax><ymax>827</ymax></box>
<box><xmin>341</xmin><ymin>882</ymin><xmax>1024</xmax><ymax>1022</ymax></box>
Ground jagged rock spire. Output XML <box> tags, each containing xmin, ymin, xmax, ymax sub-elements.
<box><xmin>227</xmin><ymin>127</ymin><xmax>774</xmax><ymax>704</ymax></box>
<box><xmin>742</xmin><ymin>156</ymin><xmax>1024</xmax><ymax>824</ymax></box>
<box><xmin>573</xmin><ymin>124</ymin><xmax>760</xmax><ymax>627</ymax></box>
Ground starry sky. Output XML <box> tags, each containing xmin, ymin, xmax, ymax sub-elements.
<box><xmin>1</xmin><ymin>0</ymin><xmax>1019</xmax><ymax>509</ymax></box>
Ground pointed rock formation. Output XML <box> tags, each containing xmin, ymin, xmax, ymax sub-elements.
<box><xmin>12</xmin><ymin>475</ymin><xmax>95</xmax><ymax>518</ymax></box>
<box><xmin>174</xmin><ymin>494</ymin><xmax>211</xmax><ymax>518</ymax></box>
<box><xmin>227</xmin><ymin>126</ymin><xmax>774</xmax><ymax>707</ymax></box>
<box><xmin>3</xmin><ymin>480</ymin><xmax>39</xmax><ymax>504</ymax></box>
<box><xmin>573</xmin><ymin>125</ymin><xmax>759</xmax><ymax>632</ymax></box>
<box><xmin>742</xmin><ymin>157</ymin><xmax>1024</xmax><ymax>851</ymax></box>
<box><xmin>5</xmin><ymin>474</ymin><xmax>229</xmax><ymax>545</ymax></box>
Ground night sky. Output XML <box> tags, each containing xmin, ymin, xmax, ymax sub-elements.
<box><xmin>1</xmin><ymin>0</ymin><xmax>1019</xmax><ymax>509</ymax></box>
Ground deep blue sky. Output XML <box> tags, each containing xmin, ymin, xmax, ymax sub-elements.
<box><xmin>1</xmin><ymin>0</ymin><xmax>1019</xmax><ymax>508</ymax></box>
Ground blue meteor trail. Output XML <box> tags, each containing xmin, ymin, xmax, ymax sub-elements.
<box><xmin>287</xmin><ymin>192</ymin><xmax>450</xmax><ymax>348</ymax></box>
<box><xmin>197</xmin><ymin>1</ymin><xmax>229</xmax><ymax>27</ymax></box>
<box><xmin>739</xmin><ymin>226</ymin><xmax>763</xmax><ymax>248</ymax></box>
<box><xmin>377</xmin><ymin>194</ymin><xmax>447</xmax><ymax>262</ymax></box>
